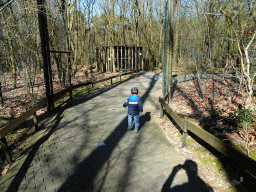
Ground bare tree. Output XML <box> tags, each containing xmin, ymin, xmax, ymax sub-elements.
<box><xmin>219</xmin><ymin>0</ymin><xmax>256</xmax><ymax>108</ymax></box>
<box><xmin>173</xmin><ymin>0</ymin><xmax>181</xmax><ymax>68</ymax></box>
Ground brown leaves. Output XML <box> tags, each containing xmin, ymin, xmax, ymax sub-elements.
<box><xmin>170</xmin><ymin>76</ymin><xmax>256</xmax><ymax>147</ymax></box>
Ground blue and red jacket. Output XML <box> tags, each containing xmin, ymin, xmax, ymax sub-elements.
<box><xmin>123</xmin><ymin>94</ymin><xmax>143</xmax><ymax>115</ymax></box>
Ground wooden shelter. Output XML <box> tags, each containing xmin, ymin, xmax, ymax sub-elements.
<box><xmin>96</xmin><ymin>46</ymin><xmax>143</xmax><ymax>72</ymax></box>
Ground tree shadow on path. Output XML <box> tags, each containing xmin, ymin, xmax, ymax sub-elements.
<box><xmin>162</xmin><ymin>160</ymin><xmax>213</xmax><ymax>192</ymax></box>
<box><xmin>57</xmin><ymin>72</ymin><xmax>161</xmax><ymax>191</ymax></box>
<box><xmin>6</xmin><ymin>111</ymin><xmax>64</xmax><ymax>192</ymax></box>
<box><xmin>2</xmin><ymin>73</ymin><xmax>150</xmax><ymax>191</ymax></box>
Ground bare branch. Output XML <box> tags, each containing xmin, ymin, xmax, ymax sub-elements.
<box><xmin>245</xmin><ymin>30</ymin><xmax>256</xmax><ymax>50</ymax></box>
<box><xmin>0</xmin><ymin>0</ymin><xmax>15</xmax><ymax>12</ymax></box>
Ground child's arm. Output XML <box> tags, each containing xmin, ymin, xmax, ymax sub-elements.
<box><xmin>123</xmin><ymin>98</ymin><xmax>129</xmax><ymax>107</ymax></box>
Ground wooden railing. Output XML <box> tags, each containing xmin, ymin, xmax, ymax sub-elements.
<box><xmin>0</xmin><ymin>71</ymin><xmax>137</xmax><ymax>163</ymax></box>
<box><xmin>159</xmin><ymin>97</ymin><xmax>256</xmax><ymax>177</ymax></box>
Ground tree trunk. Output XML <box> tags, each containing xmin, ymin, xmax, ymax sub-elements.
<box><xmin>167</xmin><ymin>0</ymin><xmax>174</xmax><ymax>96</ymax></box>
<box><xmin>173</xmin><ymin>0</ymin><xmax>181</xmax><ymax>68</ymax></box>
<box><xmin>9</xmin><ymin>40</ymin><xmax>17</xmax><ymax>89</ymax></box>
<box><xmin>158</xmin><ymin>0</ymin><xmax>163</xmax><ymax>66</ymax></box>
<box><xmin>37</xmin><ymin>0</ymin><xmax>54</xmax><ymax>112</ymax></box>
<box><xmin>0</xmin><ymin>81</ymin><xmax>3</xmax><ymax>106</ymax></box>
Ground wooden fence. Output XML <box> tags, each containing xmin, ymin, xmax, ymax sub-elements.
<box><xmin>0</xmin><ymin>71</ymin><xmax>137</xmax><ymax>163</ymax></box>
<box><xmin>159</xmin><ymin>97</ymin><xmax>256</xmax><ymax>177</ymax></box>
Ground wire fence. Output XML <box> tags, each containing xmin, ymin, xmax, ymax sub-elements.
<box><xmin>162</xmin><ymin>0</ymin><xmax>256</xmax><ymax>98</ymax></box>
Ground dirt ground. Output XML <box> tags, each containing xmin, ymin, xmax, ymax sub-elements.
<box><xmin>168</xmin><ymin>75</ymin><xmax>256</xmax><ymax>149</ymax></box>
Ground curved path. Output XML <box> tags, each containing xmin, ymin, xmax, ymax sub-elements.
<box><xmin>0</xmin><ymin>72</ymin><xmax>213</xmax><ymax>192</ymax></box>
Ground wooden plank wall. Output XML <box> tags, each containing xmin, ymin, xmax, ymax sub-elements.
<box><xmin>96</xmin><ymin>46</ymin><xmax>143</xmax><ymax>72</ymax></box>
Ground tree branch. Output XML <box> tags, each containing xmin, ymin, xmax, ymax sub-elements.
<box><xmin>0</xmin><ymin>0</ymin><xmax>15</xmax><ymax>12</ymax></box>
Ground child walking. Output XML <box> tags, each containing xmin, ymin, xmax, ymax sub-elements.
<box><xmin>123</xmin><ymin>87</ymin><xmax>143</xmax><ymax>133</ymax></box>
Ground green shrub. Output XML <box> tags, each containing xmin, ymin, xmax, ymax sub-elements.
<box><xmin>232</xmin><ymin>109</ymin><xmax>254</xmax><ymax>130</ymax></box>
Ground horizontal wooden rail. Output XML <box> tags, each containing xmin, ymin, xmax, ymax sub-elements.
<box><xmin>159</xmin><ymin>97</ymin><xmax>256</xmax><ymax>177</ymax></box>
<box><xmin>92</xmin><ymin>71</ymin><xmax>134</xmax><ymax>85</ymax></box>
<box><xmin>0</xmin><ymin>98</ymin><xmax>47</xmax><ymax>139</ymax></box>
<box><xmin>53</xmin><ymin>87</ymin><xmax>70</xmax><ymax>101</ymax></box>
<box><xmin>56</xmin><ymin>71</ymin><xmax>135</xmax><ymax>100</ymax></box>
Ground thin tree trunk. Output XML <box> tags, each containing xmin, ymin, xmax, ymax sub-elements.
<box><xmin>0</xmin><ymin>81</ymin><xmax>3</xmax><ymax>106</ymax></box>
<box><xmin>6</xmin><ymin>33</ymin><xmax>17</xmax><ymax>89</ymax></box>
<box><xmin>167</xmin><ymin>0</ymin><xmax>174</xmax><ymax>97</ymax></box>
<box><xmin>173</xmin><ymin>0</ymin><xmax>181</xmax><ymax>68</ymax></box>
<box><xmin>158</xmin><ymin>0</ymin><xmax>164</xmax><ymax>66</ymax></box>
<box><xmin>37</xmin><ymin>0</ymin><xmax>53</xmax><ymax>112</ymax></box>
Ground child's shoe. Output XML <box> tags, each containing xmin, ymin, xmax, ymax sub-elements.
<box><xmin>135</xmin><ymin>130</ymin><xmax>138</xmax><ymax>133</ymax></box>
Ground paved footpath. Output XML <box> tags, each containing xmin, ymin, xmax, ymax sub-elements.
<box><xmin>0</xmin><ymin>72</ymin><xmax>213</xmax><ymax>192</ymax></box>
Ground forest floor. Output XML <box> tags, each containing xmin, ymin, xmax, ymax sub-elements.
<box><xmin>151</xmin><ymin>71</ymin><xmax>256</xmax><ymax>191</ymax></box>
<box><xmin>1</xmin><ymin>69</ymin><xmax>256</xmax><ymax>191</ymax></box>
<box><xmin>168</xmin><ymin>74</ymin><xmax>256</xmax><ymax>153</ymax></box>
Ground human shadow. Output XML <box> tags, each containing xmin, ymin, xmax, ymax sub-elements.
<box><xmin>162</xmin><ymin>160</ymin><xmax>213</xmax><ymax>192</ymax></box>
<box><xmin>128</xmin><ymin>112</ymin><xmax>151</xmax><ymax>131</ymax></box>
<box><xmin>139</xmin><ymin>112</ymin><xmax>151</xmax><ymax>130</ymax></box>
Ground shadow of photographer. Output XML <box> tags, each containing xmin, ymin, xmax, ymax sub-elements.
<box><xmin>162</xmin><ymin>160</ymin><xmax>213</xmax><ymax>192</ymax></box>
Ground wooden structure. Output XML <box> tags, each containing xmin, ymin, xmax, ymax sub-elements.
<box><xmin>96</xmin><ymin>46</ymin><xmax>143</xmax><ymax>72</ymax></box>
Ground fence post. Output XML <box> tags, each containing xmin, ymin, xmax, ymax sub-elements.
<box><xmin>160</xmin><ymin>104</ymin><xmax>164</xmax><ymax>119</ymax></box>
<box><xmin>33</xmin><ymin>113</ymin><xmax>39</xmax><ymax>131</ymax></box>
<box><xmin>0</xmin><ymin>137</ymin><xmax>12</xmax><ymax>163</ymax></box>
<box><xmin>0</xmin><ymin>81</ymin><xmax>3</xmax><ymax>106</ymax></box>
<box><xmin>69</xmin><ymin>85</ymin><xmax>73</xmax><ymax>101</ymax></box>
<box><xmin>182</xmin><ymin>121</ymin><xmax>188</xmax><ymax>148</ymax></box>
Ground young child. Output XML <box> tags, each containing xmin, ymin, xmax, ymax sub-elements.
<box><xmin>123</xmin><ymin>87</ymin><xmax>143</xmax><ymax>133</ymax></box>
